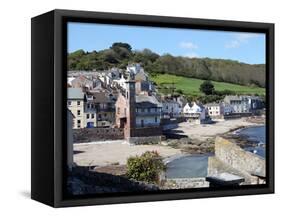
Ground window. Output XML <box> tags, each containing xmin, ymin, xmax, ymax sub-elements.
<box><xmin>147</xmin><ymin>108</ymin><xmax>150</xmax><ymax>113</ymax></box>
<box><xmin>141</xmin><ymin>108</ymin><xmax>144</xmax><ymax>112</ymax></box>
<box><xmin>77</xmin><ymin>110</ymin><xmax>81</xmax><ymax>116</ymax></box>
<box><xmin>155</xmin><ymin>108</ymin><xmax>157</xmax><ymax>112</ymax></box>
<box><xmin>117</xmin><ymin>107</ymin><xmax>120</xmax><ymax>114</ymax></box>
<box><xmin>86</xmin><ymin>114</ymin><xmax>89</xmax><ymax>119</ymax></box>
<box><xmin>155</xmin><ymin>117</ymin><xmax>157</xmax><ymax>123</ymax></box>
<box><xmin>87</xmin><ymin>104</ymin><xmax>90</xmax><ymax>109</ymax></box>
<box><xmin>77</xmin><ymin>120</ymin><xmax>81</xmax><ymax>128</ymax></box>
<box><xmin>68</xmin><ymin>101</ymin><xmax>71</xmax><ymax>106</ymax></box>
<box><xmin>91</xmin><ymin>104</ymin><xmax>94</xmax><ymax>109</ymax></box>
<box><xmin>91</xmin><ymin>114</ymin><xmax>95</xmax><ymax>119</ymax></box>
<box><xmin>77</xmin><ymin>101</ymin><xmax>80</xmax><ymax>106</ymax></box>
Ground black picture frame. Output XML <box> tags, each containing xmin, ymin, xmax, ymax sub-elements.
<box><xmin>31</xmin><ymin>9</ymin><xmax>274</xmax><ymax>207</ymax></box>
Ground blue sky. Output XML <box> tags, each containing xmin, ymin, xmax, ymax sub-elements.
<box><xmin>68</xmin><ymin>22</ymin><xmax>266</xmax><ymax>64</ymax></box>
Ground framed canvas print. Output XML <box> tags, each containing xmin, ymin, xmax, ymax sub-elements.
<box><xmin>31</xmin><ymin>9</ymin><xmax>274</xmax><ymax>207</ymax></box>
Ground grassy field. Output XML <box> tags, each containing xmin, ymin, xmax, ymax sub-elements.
<box><xmin>150</xmin><ymin>74</ymin><xmax>265</xmax><ymax>96</ymax></box>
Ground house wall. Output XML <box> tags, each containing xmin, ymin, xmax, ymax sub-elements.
<box><xmin>135</xmin><ymin>71</ymin><xmax>147</xmax><ymax>81</ymax></box>
<box><xmin>136</xmin><ymin>115</ymin><xmax>160</xmax><ymax>127</ymax></box>
<box><xmin>67</xmin><ymin>99</ymin><xmax>86</xmax><ymax>129</ymax></box>
<box><xmin>207</xmin><ymin>105</ymin><xmax>223</xmax><ymax>117</ymax></box>
<box><xmin>115</xmin><ymin>94</ymin><xmax>127</xmax><ymax>128</ymax></box>
<box><xmin>162</xmin><ymin>102</ymin><xmax>181</xmax><ymax>117</ymax></box>
<box><xmin>97</xmin><ymin>111</ymin><xmax>115</xmax><ymax>127</ymax></box>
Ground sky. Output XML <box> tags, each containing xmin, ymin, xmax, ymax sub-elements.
<box><xmin>67</xmin><ymin>22</ymin><xmax>266</xmax><ymax>64</ymax></box>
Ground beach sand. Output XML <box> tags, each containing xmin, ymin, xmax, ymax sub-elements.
<box><xmin>175</xmin><ymin>118</ymin><xmax>260</xmax><ymax>141</ymax></box>
<box><xmin>74</xmin><ymin>140</ymin><xmax>181</xmax><ymax>167</ymax></box>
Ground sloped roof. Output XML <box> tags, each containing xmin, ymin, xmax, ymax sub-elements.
<box><xmin>67</xmin><ymin>88</ymin><xmax>84</xmax><ymax>100</ymax></box>
<box><xmin>136</xmin><ymin>95</ymin><xmax>162</xmax><ymax>108</ymax></box>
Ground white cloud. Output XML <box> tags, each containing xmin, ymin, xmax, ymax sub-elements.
<box><xmin>184</xmin><ymin>52</ymin><xmax>199</xmax><ymax>58</ymax></box>
<box><xmin>225</xmin><ymin>33</ymin><xmax>260</xmax><ymax>49</ymax></box>
<box><xmin>180</xmin><ymin>41</ymin><xmax>198</xmax><ymax>50</ymax></box>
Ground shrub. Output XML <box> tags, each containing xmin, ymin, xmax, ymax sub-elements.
<box><xmin>126</xmin><ymin>151</ymin><xmax>166</xmax><ymax>184</ymax></box>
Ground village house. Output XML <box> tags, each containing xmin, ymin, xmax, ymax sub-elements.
<box><xmin>224</xmin><ymin>95</ymin><xmax>251</xmax><ymax>113</ymax></box>
<box><xmin>70</xmin><ymin>75</ymin><xmax>95</xmax><ymax>92</ymax></box>
<box><xmin>248</xmin><ymin>96</ymin><xmax>264</xmax><ymax>111</ymax></box>
<box><xmin>87</xmin><ymin>91</ymin><xmax>116</xmax><ymax>127</ymax></box>
<box><xmin>67</xmin><ymin>88</ymin><xmax>86</xmax><ymax>129</ymax></box>
<box><xmin>205</xmin><ymin>103</ymin><xmax>224</xmax><ymax>118</ymax></box>
<box><xmin>161</xmin><ymin>97</ymin><xmax>182</xmax><ymax>118</ymax></box>
<box><xmin>99</xmin><ymin>68</ymin><xmax>122</xmax><ymax>88</ymax></box>
<box><xmin>183</xmin><ymin>102</ymin><xmax>208</xmax><ymax>124</ymax></box>
<box><xmin>135</xmin><ymin>95</ymin><xmax>162</xmax><ymax>128</ymax></box>
<box><xmin>84</xmin><ymin>94</ymin><xmax>97</xmax><ymax>128</ymax></box>
<box><xmin>223</xmin><ymin>103</ymin><xmax>235</xmax><ymax>115</ymax></box>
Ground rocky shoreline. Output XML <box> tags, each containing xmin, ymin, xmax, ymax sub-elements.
<box><xmin>164</xmin><ymin>116</ymin><xmax>265</xmax><ymax>155</ymax></box>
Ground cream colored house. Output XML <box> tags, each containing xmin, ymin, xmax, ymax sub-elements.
<box><xmin>67</xmin><ymin>88</ymin><xmax>86</xmax><ymax>129</ymax></box>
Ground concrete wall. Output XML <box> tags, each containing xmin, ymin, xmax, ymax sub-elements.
<box><xmin>208</xmin><ymin>137</ymin><xmax>266</xmax><ymax>184</ymax></box>
<box><xmin>73</xmin><ymin>128</ymin><xmax>124</xmax><ymax>143</ymax></box>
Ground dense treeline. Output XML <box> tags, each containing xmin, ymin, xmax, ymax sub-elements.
<box><xmin>68</xmin><ymin>42</ymin><xmax>265</xmax><ymax>87</ymax></box>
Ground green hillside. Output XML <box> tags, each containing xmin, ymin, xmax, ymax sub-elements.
<box><xmin>151</xmin><ymin>74</ymin><xmax>265</xmax><ymax>96</ymax></box>
<box><xmin>68</xmin><ymin>42</ymin><xmax>266</xmax><ymax>88</ymax></box>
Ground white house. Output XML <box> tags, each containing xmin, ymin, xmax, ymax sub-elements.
<box><xmin>113</xmin><ymin>73</ymin><xmax>127</xmax><ymax>90</ymax></box>
<box><xmin>205</xmin><ymin>103</ymin><xmax>224</xmax><ymax>118</ymax></box>
<box><xmin>183</xmin><ymin>102</ymin><xmax>207</xmax><ymax>124</ymax></box>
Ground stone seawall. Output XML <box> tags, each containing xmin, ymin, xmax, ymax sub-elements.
<box><xmin>73</xmin><ymin>128</ymin><xmax>124</xmax><ymax>143</ymax></box>
<box><xmin>208</xmin><ymin>137</ymin><xmax>266</xmax><ymax>184</ymax></box>
<box><xmin>162</xmin><ymin>178</ymin><xmax>209</xmax><ymax>189</ymax></box>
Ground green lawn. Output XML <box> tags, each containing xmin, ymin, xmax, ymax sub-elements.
<box><xmin>150</xmin><ymin>74</ymin><xmax>265</xmax><ymax>96</ymax></box>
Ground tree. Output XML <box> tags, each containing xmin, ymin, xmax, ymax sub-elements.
<box><xmin>200</xmin><ymin>80</ymin><xmax>215</xmax><ymax>95</ymax></box>
<box><xmin>110</xmin><ymin>42</ymin><xmax>132</xmax><ymax>52</ymax></box>
<box><xmin>126</xmin><ymin>151</ymin><xmax>166</xmax><ymax>184</ymax></box>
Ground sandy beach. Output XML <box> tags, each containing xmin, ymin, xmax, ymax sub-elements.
<box><xmin>175</xmin><ymin>118</ymin><xmax>261</xmax><ymax>141</ymax></box>
<box><xmin>74</xmin><ymin>140</ymin><xmax>181</xmax><ymax>167</ymax></box>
